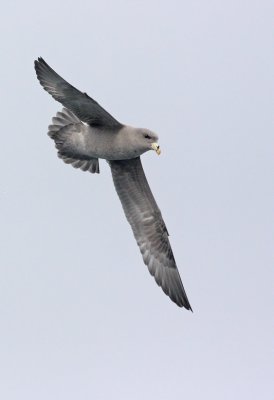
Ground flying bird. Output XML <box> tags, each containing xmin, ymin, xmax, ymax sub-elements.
<box><xmin>34</xmin><ymin>57</ymin><xmax>192</xmax><ymax>310</ymax></box>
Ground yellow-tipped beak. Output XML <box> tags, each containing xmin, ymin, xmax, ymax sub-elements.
<box><xmin>151</xmin><ymin>142</ymin><xmax>161</xmax><ymax>155</ymax></box>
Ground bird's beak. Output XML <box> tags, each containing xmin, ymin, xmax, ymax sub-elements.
<box><xmin>151</xmin><ymin>142</ymin><xmax>161</xmax><ymax>155</ymax></box>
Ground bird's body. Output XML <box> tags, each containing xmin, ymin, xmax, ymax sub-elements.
<box><xmin>34</xmin><ymin>57</ymin><xmax>192</xmax><ymax>310</ymax></box>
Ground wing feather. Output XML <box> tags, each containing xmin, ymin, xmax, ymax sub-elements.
<box><xmin>109</xmin><ymin>157</ymin><xmax>192</xmax><ymax>310</ymax></box>
<box><xmin>34</xmin><ymin>57</ymin><xmax>123</xmax><ymax>130</ymax></box>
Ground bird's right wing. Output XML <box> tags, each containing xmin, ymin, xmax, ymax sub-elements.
<box><xmin>34</xmin><ymin>57</ymin><xmax>123</xmax><ymax>130</ymax></box>
<box><xmin>109</xmin><ymin>157</ymin><xmax>192</xmax><ymax>310</ymax></box>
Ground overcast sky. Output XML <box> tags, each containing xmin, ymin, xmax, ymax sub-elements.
<box><xmin>0</xmin><ymin>1</ymin><xmax>273</xmax><ymax>399</ymax></box>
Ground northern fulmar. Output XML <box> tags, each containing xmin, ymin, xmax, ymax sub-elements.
<box><xmin>34</xmin><ymin>57</ymin><xmax>192</xmax><ymax>310</ymax></box>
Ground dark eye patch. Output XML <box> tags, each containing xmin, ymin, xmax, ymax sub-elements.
<box><xmin>144</xmin><ymin>134</ymin><xmax>151</xmax><ymax>139</ymax></box>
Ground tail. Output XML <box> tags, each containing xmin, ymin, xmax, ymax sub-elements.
<box><xmin>48</xmin><ymin>108</ymin><xmax>100</xmax><ymax>174</ymax></box>
<box><xmin>48</xmin><ymin>107</ymin><xmax>81</xmax><ymax>139</ymax></box>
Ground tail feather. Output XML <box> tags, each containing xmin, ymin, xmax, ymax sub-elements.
<box><xmin>48</xmin><ymin>108</ymin><xmax>81</xmax><ymax>138</ymax></box>
<box><xmin>48</xmin><ymin>108</ymin><xmax>100</xmax><ymax>174</ymax></box>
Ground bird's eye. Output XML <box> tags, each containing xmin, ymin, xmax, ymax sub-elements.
<box><xmin>144</xmin><ymin>134</ymin><xmax>151</xmax><ymax>139</ymax></box>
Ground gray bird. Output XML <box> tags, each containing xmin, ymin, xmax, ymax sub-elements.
<box><xmin>34</xmin><ymin>57</ymin><xmax>192</xmax><ymax>310</ymax></box>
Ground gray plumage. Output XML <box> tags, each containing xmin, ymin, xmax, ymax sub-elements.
<box><xmin>34</xmin><ymin>57</ymin><xmax>192</xmax><ymax>310</ymax></box>
<box><xmin>35</xmin><ymin>57</ymin><xmax>122</xmax><ymax>129</ymax></box>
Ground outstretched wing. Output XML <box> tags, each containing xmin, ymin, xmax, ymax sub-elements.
<box><xmin>34</xmin><ymin>57</ymin><xmax>123</xmax><ymax>130</ymax></box>
<box><xmin>109</xmin><ymin>157</ymin><xmax>192</xmax><ymax>309</ymax></box>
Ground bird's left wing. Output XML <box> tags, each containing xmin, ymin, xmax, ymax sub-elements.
<box><xmin>34</xmin><ymin>57</ymin><xmax>123</xmax><ymax>130</ymax></box>
<box><xmin>109</xmin><ymin>157</ymin><xmax>192</xmax><ymax>309</ymax></box>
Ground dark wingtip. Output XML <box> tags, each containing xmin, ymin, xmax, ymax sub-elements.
<box><xmin>34</xmin><ymin>59</ymin><xmax>39</xmax><ymax>81</ymax></box>
<box><xmin>35</xmin><ymin>56</ymin><xmax>45</xmax><ymax>64</ymax></box>
<box><xmin>180</xmin><ymin>300</ymin><xmax>193</xmax><ymax>312</ymax></box>
<box><xmin>34</xmin><ymin>57</ymin><xmax>54</xmax><ymax>90</ymax></box>
<box><xmin>34</xmin><ymin>57</ymin><xmax>43</xmax><ymax>76</ymax></box>
<box><xmin>183</xmin><ymin>295</ymin><xmax>193</xmax><ymax>311</ymax></box>
<box><xmin>170</xmin><ymin>290</ymin><xmax>192</xmax><ymax>311</ymax></box>
<box><xmin>183</xmin><ymin>298</ymin><xmax>193</xmax><ymax>312</ymax></box>
<box><xmin>34</xmin><ymin>57</ymin><xmax>49</xmax><ymax>75</ymax></box>
<box><xmin>176</xmin><ymin>292</ymin><xmax>193</xmax><ymax>311</ymax></box>
<box><xmin>34</xmin><ymin>57</ymin><xmax>42</xmax><ymax>66</ymax></box>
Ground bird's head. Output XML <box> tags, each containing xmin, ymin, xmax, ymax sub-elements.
<box><xmin>116</xmin><ymin>126</ymin><xmax>161</xmax><ymax>159</ymax></box>
<box><xmin>138</xmin><ymin>129</ymin><xmax>161</xmax><ymax>155</ymax></box>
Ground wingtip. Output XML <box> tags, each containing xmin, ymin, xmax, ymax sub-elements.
<box><xmin>34</xmin><ymin>57</ymin><xmax>47</xmax><ymax>71</ymax></box>
<box><xmin>36</xmin><ymin>56</ymin><xmax>45</xmax><ymax>63</ymax></box>
<box><xmin>34</xmin><ymin>57</ymin><xmax>53</xmax><ymax>86</ymax></box>
<box><xmin>34</xmin><ymin>57</ymin><xmax>42</xmax><ymax>72</ymax></box>
<box><xmin>179</xmin><ymin>299</ymin><xmax>193</xmax><ymax>312</ymax></box>
<box><xmin>183</xmin><ymin>298</ymin><xmax>193</xmax><ymax>312</ymax></box>
<box><xmin>173</xmin><ymin>290</ymin><xmax>192</xmax><ymax>311</ymax></box>
<box><xmin>168</xmin><ymin>289</ymin><xmax>193</xmax><ymax>311</ymax></box>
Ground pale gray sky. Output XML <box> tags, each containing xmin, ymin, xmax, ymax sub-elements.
<box><xmin>1</xmin><ymin>1</ymin><xmax>273</xmax><ymax>399</ymax></box>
